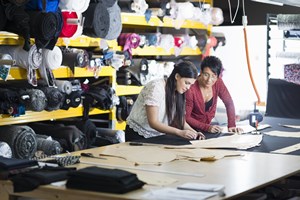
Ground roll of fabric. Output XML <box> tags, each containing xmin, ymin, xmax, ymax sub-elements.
<box><xmin>36</xmin><ymin>134</ymin><xmax>62</xmax><ymax>156</ymax></box>
<box><xmin>27</xmin><ymin>10</ymin><xmax>58</xmax><ymax>49</ymax></box>
<box><xmin>3</xmin><ymin>3</ymin><xmax>31</xmax><ymax>51</ymax></box>
<box><xmin>82</xmin><ymin>1</ymin><xmax>110</xmax><ymax>39</ymax></box>
<box><xmin>0</xmin><ymin>45</ymin><xmax>42</xmax><ymax>86</ymax></box>
<box><xmin>0</xmin><ymin>125</ymin><xmax>37</xmax><ymax>159</ymax></box>
<box><xmin>60</xmin><ymin>11</ymin><xmax>79</xmax><ymax>38</ymax></box>
<box><xmin>117</xmin><ymin>33</ymin><xmax>141</xmax><ymax>58</ymax></box>
<box><xmin>20</xmin><ymin>89</ymin><xmax>47</xmax><ymax>112</ymax></box>
<box><xmin>277</xmin><ymin>14</ymin><xmax>300</xmax><ymax>30</ymax></box>
<box><xmin>0</xmin><ymin>53</ymin><xmax>13</xmax><ymax>81</ymax></box>
<box><xmin>39</xmin><ymin>87</ymin><xmax>64</xmax><ymax>111</ymax></box>
<box><xmin>158</xmin><ymin>34</ymin><xmax>174</xmax><ymax>53</ymax></box>
<box><xmin>101</xmin><ymin>0</ymin><xmax>118</xmax><ymax>8</ymax></box>
<box><xmin>42</xmin><ymin>46</ymin><xmax>63</xmax><ymax>70</ymax></box>
<box><xmin>105</xmin><ymin>2</ymin><xmax>122</xmax><ymax>40</ymax></box>
<box><xmin>59</xmin><ymin>0</ymin><xmax>90</xmax><ymax>13</ymax></box>
<box><xmin>25</xmin><ymin>0</ymin><xmax>59</xmax><ymax>13</ymax></box>
<box><xmin>62</xmin><ymin>48</ymin><xmax>89</xmax><ymax>69</ymax></box>
<box><xmin>54</xmin><ymin>80</ymin><xmax>73</xmax><ymax>94</ymax></box>
<box><xmin>61</xmin><ymin>91</ymin><xmax>82</xmax><ymax>110</ymax></box>
<box><xmin>0</xmin><ymin>141</ymin><xmax>12</xmax><ymax>158</ymax></box>
<box><xmin>0</xmin><ymin>3</ymin><xmax>7</xmax><ymax>31</ymax></box>
<box><xmin>8</xmin><ymin>0</ymin><xmax>30</xmax><ymax>6</ymax></box>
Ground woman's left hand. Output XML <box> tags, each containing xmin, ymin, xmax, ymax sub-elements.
<box><xmin>196</xmin><ymin>132</ymin><xmax>205</xmax><ymax>140</ymax></box>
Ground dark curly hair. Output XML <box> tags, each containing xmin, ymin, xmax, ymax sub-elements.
<box><xmin>201</xmin><ymin>56</ymin><xmax>223</xmax><ymax>77</ymax></box>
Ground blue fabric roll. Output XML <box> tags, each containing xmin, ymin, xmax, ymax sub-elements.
<box><xmin>25</xmin><ymin>0</ymin><xmax>59</xmax><ymax>12</ymax></box>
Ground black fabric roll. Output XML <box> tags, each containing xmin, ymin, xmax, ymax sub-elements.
<box><xmin>0</xmin><ymin>3</ymin><xmax>7</xmax><ymax>31</ymax></box>
<box><xmin>36</xmin><ymin>134</ymin><xmax>62</xmax><ymax>156</ymax></box>
<box><xmin>39</xmin><ymin>87</ymin><xmax>64</xmax><ymax>111</ymax></box>
<box><xmin>82</xmin><ymin>1</ymin><xmax>110</xmax><ymax>38</ymax></box>
<box><xmin>45</xmin><ymin>8</ymin><xmax>63</xmax><ymax>50</ymax></box>
<box><xmin>0</xmin><ymin>125</ymin><xmax>37</xmax><ymax>159</ymax></box>
<box><xmin>27</xmin><ymin>11</ymin><xmax>58</xmax><ymax>49</ymax></box>
<box><xmin>8</xmin><ymin>0</ymin><xmax>30</xmax><ymax>6</ymax></box>
<box><xmin>62</xmin><ymin>48</ymin><xmax>89</xmax><ymax>69</ymax></box>
<box><xmin>28</xmin><ymin>123</ymin><xmax>87</xmax><ymax>152</ymax></box>
<box><xmin>20</xmin><ymin>89</ymin><xmax>47</xmax><ymax>112</ymax></box>
<box><xmin>61</xmin><ymin>91</ymin><xmax>82</xmax><ymax>110</ymax></box>
<box><xmin>3</xmin><ymin>3</ymin><xmax>31</xmax><ymax>51</ymax></box>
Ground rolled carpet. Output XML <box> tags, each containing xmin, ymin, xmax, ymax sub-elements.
<box><xmin>0</xmin><ymin>125</ymin><xmax>37</xmax><ymax>159</ymax></box>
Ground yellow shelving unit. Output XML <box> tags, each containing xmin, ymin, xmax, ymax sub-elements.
<box><xmin>116</xmin><ymin>85</ymin><xmax>143</xmax><ymax>96</ymax></box>
<box><xmin>132</xmin><ymin>46</ymin><xmax>202</xmax><ymax>56</ymax></box>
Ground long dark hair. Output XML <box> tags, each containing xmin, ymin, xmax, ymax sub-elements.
<box><xmin>165</xmin><ymin>61</ymin><xmax>198</xmax><ymax>129</ymax></box>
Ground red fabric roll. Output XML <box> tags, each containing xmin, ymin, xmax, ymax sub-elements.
<box><xmin>60</xmin><ymin>11</ymin><xmax>78</xmax><ymax>38</ymax></box>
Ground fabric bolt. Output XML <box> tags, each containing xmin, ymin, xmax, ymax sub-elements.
<box><xmin>20</xmin><ymin>88</ymin><xmax>47</xmax><ymax>112</ymax></box>
<box><xmin>0</xmin><ymin>125</ymin><xmax>37</xmax><ymax>159</ymax></box>
<box><xmin>104</xmin><ymin>2</ymin><xmax>122</xmax><ymax>40</ymax></box>
<box><xmin>0</xmin><ymin>44</ymin><xmax>42</xmax><ymax>86</ymax></box>
<box><xmin>117</xmin><ymin>33</ymin><xmax>141</xmax><ymax>58</ymax></box>
<box><xmin>36</xmin><ymin>134</ymin><xmax>62</xmax><ymax>156</ymax></box>
<box><xmin>54</xmin><ymin>80</ymin><xmax>72</xmax><ymax>94</ymax></box>
<box><xmin>39</xmin><ymin>87</ymin><xmax>64</xmax><ymax>111</ymax></box>
<box><xmin>0</xmin><ymin>156</ymin><xmax>38</xmax><ymax>171</ymax></box>
<box><xmin>158</xmin><ymin>34</ymin><xmax>175</xmax><ymax>53</ymax></box>
<box><xmin>42</xmin><ymin>46</ymin><xmax>63</xmax><ymax>70</ymax></box>
<box><xmin>66</xmin><ymin>166</ymin><xmax>145</xmax><ymax>194</ymax></box>
<box><xmin>60</xmin><ymin>11</ymin><xmax>79</xmax><ymax>38</ymax></box>
<box><xmin>27</xmin><ymin>10</ymin><xmax>58</xmax><ymax>49</ymax></box>
<box><xmin>62</xmin><ymin>48</ymin><xmax>89</xmax><ymax>69</ymax></box>
<box><xmin>61</xmin><ymin>91</ymin><xmax>82</xmax><ymax>110</ymax></box>
<box><xmin>46</xmin><ymin>9</ymin><xmax>63</xmax><ymax>50</ymax></box>
<box><xmin>59</xmin><ymin>0</ymin><xmax>90</xmax><ymax>13</ymax></box>
<box><xmin>83</xmin><ymin>1</ymin><xmax>110</xmax><ymax>38</ymax></box>
<box><xmin>3</xmin><ymin>3</ymin><xmax>31</xmax><ymax>51</ymax></box>
<box><xmin>25</xmin><ymin>0</ymin><xmax>59</xmax><ymax>13</ymax></box>
<box><xmin>0</xmin><ymin>53</ymin><xmax>13</xmax><ymax>81</ymax></box>
<box><xmin>8</xmin><ymin>0</ymin><xmax>30</xmax><ymax>6</ymax></box>
<box><xmin>0</xmin><ymin>141</ymin><xmax>12</xmax><ymax>158</ymax></box>
<box><xmin>29</xmin><ymin>123</ymin><xmax>87</xmax><ymax>152</ymax></box>
<box><xmin>11</xmin><ymin>166</ymin><xmax>76</xmax><ymax>193</ymax></box>
<box><xmin>284</xmin><ymin>64</ymin><xmax>300</xmax><ymax>85</ymax></box>
<box><xmin>101</xmin><ymin>0</ymin><xmax>118</xmax><ymax>8</ymax></box>
<box><xmin>0</xmin><ymin>87</ymin><xmax>21</xmax><ymax>115</ymax></box>
<box><xmin>0</xmin><ymin>3</ymin><xmax>7</xmax><ymax>31</ymax></box>
<box><xmin>144</xmin><ymin>33</ymin><xmax>158</xmax><ymax>46</ymax></box>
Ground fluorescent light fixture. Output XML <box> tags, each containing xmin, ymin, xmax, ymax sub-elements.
<box><xmin>251</xmin><ymin>0</ymin><xmax>284</xmax><ymax>6</ymax></box>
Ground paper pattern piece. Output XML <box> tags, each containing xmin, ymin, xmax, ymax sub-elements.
<box><xmin>279</xmin><ymin>124</ymin><xmax>300</xmax><ymax>129</ymax></box>
<box><xmin>221</xmin><ymin>124</ymin><xmax>271</xmax><ymax>134</ymax></box>
<box><xmin>189</xmin><ymin>134</ymin><xmax>263</xmax><ymax>150</ymax></box>
<box><xmin>143</xmin><ymin>187</ymin><xmax>218</xmax><ymax>200</ymax></box>
<box><xmin>271</xmin><ymin>143</ymin><xmax>300</xmax><ymax>154</ymax></box>
<box><xmin>137</xmin><ymin>174</ymin><xmax>177</xmax><ymax>186</ymax></box>
<box><xmin>100</xmin><ymin>145</ymin><xmax>177</xmax><ymax>165</ymax></box>
<box><xmin>264</xmin><ymin>131</ymin><xmax>300</xmax><ymax>138</ymax></box>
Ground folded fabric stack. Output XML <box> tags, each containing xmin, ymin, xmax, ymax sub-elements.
<box><xmin>0</xmin><ymin>156</ymin><xmax>38</xmax><ymax>180</ymax></box>
<box><xmin>66</xmin><ymin>166</ymin><xmax>145</xmax><ymax>194</ymax></box>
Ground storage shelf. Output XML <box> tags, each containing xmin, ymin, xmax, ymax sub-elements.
<box><xmin>55</xmin><ymin>37</ymin><xmax>119</xmax><ymax>48</ymax></box>
<box><xmin>131</xmin><ymin>46</ymin><xmax>202</xmax><ymax>56</ymax></box>
<box><xmin>121</xmin><ymin>13</ymin><xmax>212</xmax><ymax>31</ymax></box>
<box><xmin>5</xmin><ymin>66</ymin><xmax>115</xmax><ymax>80</ymax></box>
<box><xmin>116</xmin><ymin>85</ymin><xmax>143</xmax><ymax>96</ymax></box>
<box><xmin>0</xmin><ymin>107</ymin><xmax>111</xmax><ymax>126</ymax></box>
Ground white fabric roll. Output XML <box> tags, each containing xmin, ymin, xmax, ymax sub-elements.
<box><xmin>43</xmin><ymin>46</ymin><xmax>63</xmax><ymax>70</ymax></box>
<box><xmin>59</xmin><ymin>0</ymin><xmax>90</xmax><ymax>13</ymax></box>
<box><xmin>55</xmin><ymin>80</ymin><xmax>73</xmax><ymax>94</ymax></box>
<box><xmin>0</xmin><ymin>141</ymin><xmax>12</xmax><ymax>158</ymax></box>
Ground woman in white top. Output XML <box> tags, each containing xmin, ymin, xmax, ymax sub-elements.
<box><xmin>125</xmin><ymin>61</ymin><xmax>205</xmax><ymax>141</ymax></box>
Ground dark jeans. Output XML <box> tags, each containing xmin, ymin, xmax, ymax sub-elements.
<box><xmin>125</xmin><ymin>125</ymin><xmax>145</xmax><ymax>142</ymax></box>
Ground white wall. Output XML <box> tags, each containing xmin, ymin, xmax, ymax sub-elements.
<box><xmin>211</xmin><ymin>25</ymin><xmax>268</xmax><ymax>116</ymax></box>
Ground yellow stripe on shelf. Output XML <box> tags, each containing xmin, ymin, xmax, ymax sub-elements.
<box><xmin>0</xmin><ymin>107</ymin><xmax>111</xmax><ymax>126</ymax></box>
<box><xmin>121</xmin><ymin>13</ymin><xmax>212</xmax><ymax>30</ymax></box>
<box><xmin>116</xmin><ymin>85</ymin><xmax>143</xmax><ymax>96</ymax></box>
<box><xmin>55</xmin><ymin>36</ymin><xmax>118</xmax><ymax>48</ymax></box>
<box><xmin>6</xmin><ymin>66</ymin><xmax>115</xmax><ymax>80</ymax></box>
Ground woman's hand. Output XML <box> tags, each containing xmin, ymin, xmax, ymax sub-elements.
<box><xmin>228</xmin><ymin>127</ymin><xmax>244</xmax><ymax>134</ymax></box>
<box><xmin>178</xmin><ymin>130</ymin><xmax>205</xmax><ymax>140</ymax></box>
<box><xmin>208</xmin><ymin>125</ymin><xmax>223</xmax><ymax>133</ymax></box>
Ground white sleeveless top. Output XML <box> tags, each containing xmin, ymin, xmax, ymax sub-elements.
<box><xmin>126</xmin><ymin>79</ymin><xmax>168</xmax><ymax>138</ymax></box>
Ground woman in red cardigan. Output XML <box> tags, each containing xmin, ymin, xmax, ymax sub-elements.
<box><xmin>186</xmin><ymin>56</ymin><xmax>243</xmax><ymax>134</ymax></box>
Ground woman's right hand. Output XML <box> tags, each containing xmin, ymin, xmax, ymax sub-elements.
<box><xmin>208</xmin><ymin>125</ymin><xmax>223</xmax><ymax>133</ymax></box>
